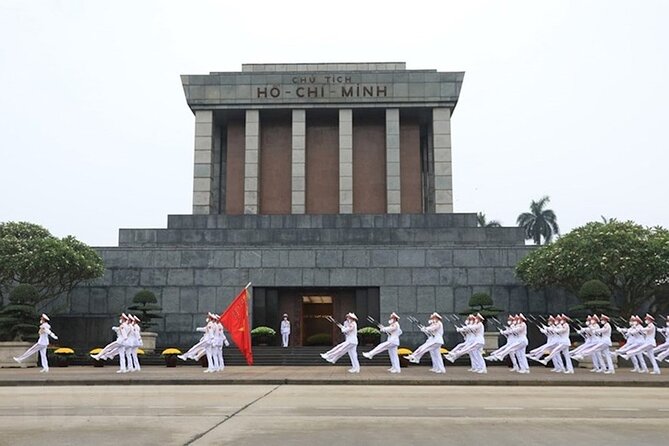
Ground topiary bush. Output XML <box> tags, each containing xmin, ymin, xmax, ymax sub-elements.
<box><xmin>569</xmin><ymin>279</ymin><xmax>617</xmax><ymax>315</ymax></box>
<box><xmin>305</xmin><ymin>333</ymin><xmax>332</xmax><ymax>346</ymax></box>
<box><xmin>127</xmin><ymin>289</ymin><xmax>163</xmax><ymax>331</ymax></box>
<box><xmin>460</xmin><ymin>292</ymin><xmax>503</xmax><ymax>319</ymax></box>
<box><xmin>0</xmin><ymin>284</ymin><xmax>41</xmax><ymax>341</ymax></box>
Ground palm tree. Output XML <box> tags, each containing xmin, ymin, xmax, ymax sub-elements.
<box><xmin>477</xmin><ymin>212</ymin><xmax>502</xmax><ymax>228</ymax></box>
<box><xmin>516</xmin><ymin>196</ymin><xmax>559</xmax><ymax>245</ymax></box>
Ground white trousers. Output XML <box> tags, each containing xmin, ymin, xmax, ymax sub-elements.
<box><xmin>324</xmin><ymin>341</ymin><xmax>359</xmax><ymax>370</ymax></box>
<box><xmin>366</xmin><ymin>341</ymin><xmax>400</xmax><ymax>371</ymax></box>
<box><xmin>118</xmin><ymin>346</ymin><xmax>127</xmax><ymax>371</ymax></box>
<box><xmin>281</xmin><ymin>332</ymin><xmax>289</xmax><ymax>347</ymax></box>
<box><xmin>428</xmin><ymin>345</ymin><xmax>445</xmax><ymax>372</ymax></box>
<box><xmin>15</xmin><ymin>343</ymin><xmax>48</xmax><ymax>370</ymax></box>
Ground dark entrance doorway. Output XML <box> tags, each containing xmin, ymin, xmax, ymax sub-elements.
<box><xmin>252</xmin><ymin>287</ymin><xmax>379</xmax><ymax>346</ymax></box>
<box><xmin>301</xmin><ymin>295</ymin><xmax>333</xmax><ymax>346</ymax></box>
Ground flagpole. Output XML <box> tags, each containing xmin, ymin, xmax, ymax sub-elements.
<box><xmin>244</xmin><ymin>282</ymin><xmax>252</xmax><ymax>290</ymax></box>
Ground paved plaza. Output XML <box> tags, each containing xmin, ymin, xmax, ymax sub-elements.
<box><xmin>0</xmin><ymin>384</ymin><xmax>667</xmax><ymax>446</ymax></box>
<box><xmin>0</xmin><ymin>365</ymin><xmax>668</xmax><ymax>387</ymax></box>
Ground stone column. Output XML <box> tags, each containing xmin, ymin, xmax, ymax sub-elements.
<box><xmin>339</xmin><ymin>108</ymin><xmax>353</xmax><ymax>214</ymax></box>
<box><xmin>339</xmin><ymin>109</ymin><xmax>353</xmax><ymax>214</ymax></box>
<box><xmin>291</xmin><ymin>110</ymin><xmax>306</xmax><ymax>214</ymax></box>
<box><xmin>244</xmin><ymin>110</ymin><xmax>260</xmax><ymax>214</ymax></box>
<box><xmin>192</xmin><ymin>110</ymin><xmax>215</xmax><ymax>214</ymax></box>
<box><xmin>385</xmin><ymin>108</ymin><xmax>401</xmax><ymax>213</ymax></box>
<box><xmin>432</xmin><ymin>108</ymin><xmax>453</xmax><ymax>213</ymax></box>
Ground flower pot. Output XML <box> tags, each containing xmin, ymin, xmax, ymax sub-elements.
<box><xmin>200</xmin><ymin>356</ymin><xmax>208</xmax><ymax>368</ymax></box>
<box><xmin>165</xmin><ymin>355</ymin><xmax>178</xmax><ymax>368</ymax></box>
<box><xmin>141</xmin><ymin>332</ymin><xmax>158</xmax><ymax>354</ymax></box>
<box><xmin>54</xmin><ymin>355</ymin><xmax>70</xmax><ymax>367</ymax></box>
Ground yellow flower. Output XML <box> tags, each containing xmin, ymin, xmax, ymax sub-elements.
<box><xmin>439</xmin><ymin>348</ymin><xmax>449</xmax><ymax>354</ymax></box>
<box><xmin>397</xmin><ymin>348</ymin><xmax>412</xmax><ymax>355</ymax></box>
<box><xmin>54</xmin><ymin>347</ymin><xmax>75</xmax><ymax>355</ymax></box>
<box><xmin>136</xmin><ymin>349</ymin><xmax>145</xmax><ymax>355</ymax></box>
<box><xmin>89</xmin><ymin>348</ymin><xmax>102</xmax><ymax>354</ymax></box>
<box><xmin>162</xmin><ymin>348</ymin><xmax>182</xmax><ymax>355</ymax></box>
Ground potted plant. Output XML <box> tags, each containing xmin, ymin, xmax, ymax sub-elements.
<box><xmin>89</xmin><ymin>348</ymin><xmax>104</xmax><ymax>367</ymax></box>
<box><xmin>127</xmin><ymin>289</ymin><xmax>163</xmax><ymax>353</ymax></box>
<box><xmin>53</xmin><ymin>347</ymin><xmax>74</xmax><ymax>367</ymax></box>
<box><xmin>357</xmin><ymin>326</ymin><xmax>381</xmax><ymax>346</ymax></box>
<box><xmin>161</xmin><ymin>348</ymin><xmax>181</xmax><ymax>367</ymax></box>
<box><xmin>0</xmin><ymin>284</ymin><xmax>40</xmax><ymax>368</ymax></box>
<box><xmin>251</xmin><ymin>326</ymin><xmax>276</xmax><ymax>346</ymax></box>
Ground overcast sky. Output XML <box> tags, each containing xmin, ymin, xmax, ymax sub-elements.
<box><xmin>1</xmin><ymin>0</ymin><xmax>667</xmax><ymax>247</ymax></box>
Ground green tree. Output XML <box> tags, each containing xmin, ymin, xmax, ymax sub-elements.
<box><xmin>516</xmin><ymin>220</ymin><xmax>669</xmax><ymax>316</ymax></box>
<box><xmin>0</xmin><ymin>284</ymin><xmax>40</xmax><ymax>341</ymax></box>
<box><xmin>127</xmin><ymin>289</ymin><xmax>163</xmax><ymax>332</ymax></box>
<box><xmin>0</xmin><ymin>222</ymin><xmax>104</xmax><ymax>301</ymax></box>
<box><xmin>477</xmin><ymin>212</ymin><xmax>502</xmax><ymax>228</ymax></box>
<box><xmin>516</xmin><ymin>196</ymin><xmax>559</xmax><ymax>245</ymax></box>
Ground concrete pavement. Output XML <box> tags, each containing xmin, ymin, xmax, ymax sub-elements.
<box><xmin>1</xmin><ymin>365</ymin><xmax>668</xmax><ymax>387</ymax></box>
<box><xmin>0</xmin><ymin>385</ymin><xmax>667</xmax><ymax>446</ymax></box>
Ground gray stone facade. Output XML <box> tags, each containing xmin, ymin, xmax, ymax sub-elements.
<box><xmin>53</xmin><ymin>214</ymin><xmax>575</xmax><ymax>349</ymax></box>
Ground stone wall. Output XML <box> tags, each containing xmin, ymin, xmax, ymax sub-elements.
<box><xmin>49</xmin><ymin>214</ymin><xmax>576</xmax><ymax>350</ymax></box>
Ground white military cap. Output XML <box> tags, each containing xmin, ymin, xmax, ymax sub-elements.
<box><xmin>430</xmin><ymin>312</ymin><xmax>442</xmax><ymax>320</ymax></box>
<box><xmin>346</xmin><ymin>312</ymin><xmax>358</xmax><ymax>321</ymax></box>
<box><xmin>390</xmin><ymin>312</ymin><xmax>400</xmax><ymax>320</ymax></box>
<box><xmin>41</xmin><ymin>314</ymin><xmax>50</xmax><ymax>321</ymax></box>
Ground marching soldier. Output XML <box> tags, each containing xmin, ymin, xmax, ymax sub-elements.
<box><xmin>404</xmin><ymin>313</ymin><xmax>446</xmax><ymax>374</ymax></box>
<box><xmin>362</xmin><ymin>312</ymin><xmax>402</xmax><ymax>373</ymax></box>
<box><xmin>13</xmin><ymin>314</ymin><xmax>58</xmax><ymax>372</ymax></box>
<box><xmin>320</xmin><ymin>313</ymin><xmax>360</xmax><ymax>373</ymax></box>
<box><xmin>213</xmin><ymin>315</ymin><xmax>230</xmax><ymax>372</ymax></box>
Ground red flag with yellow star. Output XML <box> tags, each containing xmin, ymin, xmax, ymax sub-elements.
<box><xmin>219</xmin><ymin>285</ymin><xmax>253</xmax><ymax>365</ymax></box>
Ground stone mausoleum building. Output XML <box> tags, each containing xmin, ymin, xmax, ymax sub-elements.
<box><xmin>60</xmin><ymin>63</ymin><xmax>571</xmax><ymax>349</ymax></box>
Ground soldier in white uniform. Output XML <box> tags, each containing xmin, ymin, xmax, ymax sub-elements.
<box><xmin>179</xmin><ymin>312</ymin><xmax>217</xmax><ymax>371</ymax></box>
<box><xmin>280</xmin><ymin>314</ymin><xmax>291</xmax><ymax>348</ymax></box>
<box><xmin>213</xmin><ymin>316</ymin><xmax>230</xmax><ymax>372</ymax></box>
<box><xmin>445</xmin><ymin>314</ymin><xmax>486</xmax><ymax>373</ymax></box>
<box><xmin>404</xmin><ymin>313</ymin><xmax>446</xmax><ymax>374</ymax></box>
<box><xmin>320</xmin><ymin>313</ymin><xmax>360</xmax><ymax>373</ymax></box>
<box><xmin>621</xmin><ymin>314</ymin><xmax>661</xmax><ymax>374</ymax></box>
<box><xmin>539</xmin><ymin>314</ymin><xmax>574</xmax><ymax>373</ymax></box>
<box><xmin>362</xmin><ymin>312</ymin><xmax>402</xmax><ymax>373</ymax></box>
<box><xmin>126</xmin><ymin>314</ymin><xmax>142</xmax><ymax>372</ymax></box>
<box><xmin>654</xmin><ymin>315</ymin><xmax>669</xmax><ymax>362</ymax></box>
<box><xmin>14</xmin><ymin>314</ymin><xmax>58</xmax><ymax>372</ymax></box>
<box><xmin>615</xmin><ymin>315</ymin><xmax>647</xmax><ymax>373</ymax></box>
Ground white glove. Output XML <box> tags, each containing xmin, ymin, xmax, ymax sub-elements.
<box><xmin>224</xmin><ymin>341</ymin><xmax>230</xmax><ymax>347</ymax></box>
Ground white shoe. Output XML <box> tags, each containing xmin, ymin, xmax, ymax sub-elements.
<box><xmin>116</xmin><ymin>369</ymin><xmax>126</xmax><ymax>374</ymax></box>
<box><xmin>347</xmin><ymin>369</ymin><xmax>359</xmax><ymax>373</ymax></box>
<box><xmin>13</xmin><ymin>357</ymin><xmax>21</xmax><ymax>363</ymax></box>
<box><xmin>564</xmin><ymin>370</ymin><xmax>574</xmax><ymax>374</ymax></box>
<box><xmin>362</xmin><ymin>352</ymin><xmax>372</xmax><ymax>359</ymax></box>
<box><xmin>390</xmin><ymin>369</ymin><xmax>400</xmax><ymax>374</ymax></box>
<box><xmin>435</xmin><ymin>370</ymin><xmax>446</xmax><ymax>374</ymax></box>
<box><xmin>475</xmin><ymin>369</ymin><xmax>487</xmax><ymax>374</ymax></box>
<box><xmin>650</xmin><ymin>370</ymin><xmax>661</xmax><ymax>375</ymax></box>
<box><xmin>39</xmin><ymin>368</ymin><xmax>48</xmax><ymax>373</ymax></box>
<box><xmin>630</xmin><ymin>368</ymin><xmax>640</xmax><ymax>373</ymax></box>
<box><xmin>590</xmin><ymin>368</ymin><xmax>599</xmax><ymax>372</ymax></box>
<box><xmin>604</xmin><ymin>370</ymin><xmax>615</xmax><ymax>374</ymax></box>
<box><xmin>638</xmin><ymin>370</ymin><xmax>648</xmax><ymax>374</ymax></box>
<box><xmin>519</xmin><ymin>369</ymin><xmax>530</xmax><ymax>374</ymax></box>
<box><xmin>177</xmin><ymin>355</ymin><xmax>186</xmax><ymax>361</ymax></box>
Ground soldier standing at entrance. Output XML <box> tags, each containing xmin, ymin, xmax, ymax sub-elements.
<box><xmin>280</xmin><ymin>314</ymin><xmax>291</xmax><ymax>347</ymax></box>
